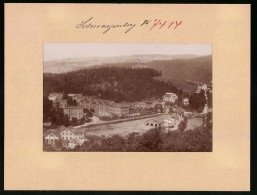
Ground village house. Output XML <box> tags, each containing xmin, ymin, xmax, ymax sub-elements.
<box><xmin>195</xmin><ymin>83</ymin><xmax>212</xmax><ymax>93</ymax></box>
<box><xmin>63</xmin><ymin>106</ymin><xmax>83</xmax><ymax>120</ymax></box>
<box><xmin>163</xmin><ymin>92</ymin><xmax>178</xmax><ymax>103</ymax></box>
<box><xmin>94</xmin><ymin>102</ymin><xmax>110</xmax><ymax>116</ymax></box>
<box><xmin>44</xmin><ymin>130</ymin><xmax>60</xmax><ymax>144</ymax></box>
<box><xmin>109</xmin><ymin>102</ymin><xmax>130</xmax><ymax>117</ymax></box>
<box><xmin>48</xmin><ymin>92</ymin><xmax>63</xmax><ymax>101</ymax></box>
<box><xmin>144</xmin><ymin>119</ymin><xmax>161</xmax><ymax>128</ymax></box>
<box><xmin>144</xmin><ymin>116</ymin><xmax>180</xmax><ymax>131</ymax></box>
<box><xmin>161</xmin><ymin>118</ymin><xmax>177</xmax><ymax>129</ymax></box>
<box><xmin>81</xmin><ymin>100</ymin><xmax>94</xmax><ymax>110</ymax></box>
<box><xmin>58</xmin><ymin>99</ymin><xmax>67</xmax><ymax>109</ymax></box>
<box><xmin>44</xmin><ymin>126</ymin><xmax>86</xmax><ymax>148</ymax></box>
<box><xmin>135</xmin><ymin>102</ymin><xmax>148</xmax><ymax>109</ymax></box>
<box><xmin>182</xmin><ymin>97</ymin><xmax>189</xmax><ymax>106</ymax></box>
<box><xmin>60</xmin><ymin>127</ymin><xmax>85</xmax><ymax>141</ymax></box>
<box><xmin>68</xmin><ymin>93</ymin><xmax>83</xmax><ymax>101</ymax></box>
<box><xmin>44</xmin><ymin>126</ymin><xmax>66</xmax><ymax>145</ymax></box>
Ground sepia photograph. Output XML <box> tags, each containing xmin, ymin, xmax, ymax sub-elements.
<box><xmin>43</xmin><ymin>43</ymin><xmax>212</xmax><ymax>152</ymax></box>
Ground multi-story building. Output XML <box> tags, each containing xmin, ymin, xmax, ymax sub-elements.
<box><xmin>109</xmin><ymin>103</ymin><xmax>130</xmax><ymax>117</ymax></box>
<box><xmin>63</xmin><ymin>106</ymin><xmax>83</xmax><ymax>120</ymax></box>
<box><xmin>163</xmin><ymin>93</ymin><xmax>178</xmax><ymax>103</ymax></box>
<box><xmin>58</xmin><ymin>99</ymin><xmax>67</xmax><ymax>108</ymax></box>
<box><xmin>94</xmin><ymin>102</ymin><xmax>110</xmax><ymax>116</ymax></box>
<box><xmin>60</xmin><ymin>127</ymin><xmax>85</xmax><ymax>142</ymax></box>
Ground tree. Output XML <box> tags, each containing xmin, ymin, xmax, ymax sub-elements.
<box><xmin>178</xmin><ymin>120</ymin><xmax>187</xmax><ymax>132</ymax></box>
<box><xmin>43</xmin><ymin>95</ymin><xmax>52</xmax><ymax>122</ymax></box>
<box><xmin>207</xmin><ymin>91</ymin><xmax>212</xmax><ymax>108</ymax></box>
<box><xmin>189</xmin><ymin>90</ymin><xmax>206</xmax><ymax>112</ymax></box>
<box><xmin>67</xmin><ymin>97</ymin><xmax>78</xmax><ymax>106</ymax></box>
<box><xmin>71</xmin><ymin>117</ymin><xmax>78</xmax><ymax>126</ymax></box>
<box><xmin>83</xmin><ymin>108</ymin><xmax>93</xmax><ymax>117</ymax></box>
<box><xmin>63</xmin><ymin>114</ymin><xmax>71</xmax><ymax>127</ymax></box>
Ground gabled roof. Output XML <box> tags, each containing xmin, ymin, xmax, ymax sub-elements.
<box><xmin>44</xmin><ymin>130</ymin><xmax>61</xmax><ymax>138</ymax></box>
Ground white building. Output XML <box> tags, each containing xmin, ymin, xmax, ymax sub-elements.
<box><xmin>163</xmin><ymin>93</ymin><xmax>178</xmax><ymax>103</ymax></box>
<box><xmin>63</xmin><ymin>107</ymin><xmax>83</xmax><ymax>120</ymax></box>
<box><xmin>60</xmin><ymin>127</ymin><xmax>85</xmax><ymax>143</ymax></box>
<box><xmin>48</xmin><ymin>93</ymin><xmax>63</xmax><ymax>101</ymax></box>
<box><xmin>182</xmin><ymin>97</ymin><xmax>189</xmax><ymax>106</ymax></box>
<box><xmin>44</xmin><ymin>130</ymin><xmax>60</xmax><ymax>144</ymax></box>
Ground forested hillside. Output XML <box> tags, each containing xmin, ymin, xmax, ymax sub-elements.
<box><xmin>43</xmin><ymin>67</ymin><xmax>178</xmax><ymax>102</ymax></box>
<box><xmin>98</xmin><ymin>55</ymin><xmax>212</xmax><ymax>83</ymax></box>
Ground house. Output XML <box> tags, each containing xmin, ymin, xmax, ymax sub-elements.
<box><xmin>94</xmin><ymin>102</ymin><xmax>110</xmax><ymax>116</ymax></box>
<box><xmin>162</xmin><ymin>118</ymin><xmax>176</xmax><ymax>128</ymax></box>
<box><xmin>68</xmin><ymin>94</ymin><xmax>83</xmax><ymax>101</ymax></box>
<box><xmin>161</xmin><ymin>117</ymin><xmax>179</xmax><ymax>131</ymax></box>
<box><xmin>63</xmin><ymin>106</ymin><xmax>83</xmax><ymax>120</ymax></box>
<box><xmin>48</xmin><ymin>92</ymin><xmax>63</xmax><ymax>101</ymax></box>
<box><xmin>109</xmin><ymin>102</ymin><xmax>130</xmax><ymax>117</ymax></box>
<box><xmin>196</xmin><ymin>84</ymin><xmax>209</xmax><ymax>93</ymax></box>
<box><xmin>44</xmin><ymin>129</ymin><xmax>61</xmax><ymax>144</ymax></box>
<box><xmin>163</xmin><ymin>92</ymin><xmax>178</xmax><ymax>103</ymax></box>
<box><xmin>135</xmin><ymin>102</ymin><xmax>148</xmax><ymax>109</ymax></box>
<box><xmin>144</xmin><ymin>119</ymin><xmax>162</xmax><ymax>128</ymax></box>
<box><xmin>182</xmin><ymin>97</ymin><xmax>189</xmax><ymax>106</ymax></box>
<box><xmin>58</xmin><ymin>99</ymin><xmax>67</xmax><ymax>108</ymax></box>
<box><xmin>202</xmin><ymin>84</ymin><xmax>208</xmax><ymax>91</ymax></box>
<box><xmin>60</xmin><ymin>127</ymin><xmax>85</xmax><ymax>142</ymax></box>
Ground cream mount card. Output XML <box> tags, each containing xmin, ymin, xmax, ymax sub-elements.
<box><xmin>5</xmin><ymin>4</ymin><xmax>250</xmax><ymax>191</ymax></box>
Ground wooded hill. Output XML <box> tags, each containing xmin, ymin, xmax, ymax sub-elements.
<box><xmin>43</xmin><ymin>67</ymin><xmax>178</xmax><ymax>102</ymax></box>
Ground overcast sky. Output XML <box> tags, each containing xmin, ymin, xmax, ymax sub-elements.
<box><xmin>44</xmin><ymin>43</ymin><xmax>212</xmax><ymax>61</ymax></box>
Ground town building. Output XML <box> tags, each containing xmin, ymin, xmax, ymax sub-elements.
<box><xmin>48</xmin><ymin>92</ymin><xmax>63</xmax><ymax>101</ymax></box>
<box><xmin>144</xmin><ymin>119</ymin><xmax>162</xmax><ymax>128</ymax></box>
<box><xmin>109</xmin><ymin>102</ymin><xmax>130</xmax><ymax>117</ymax></box>
<box><xmin>63</xmin><ymin>106</ymin><xmax>83</xmax><ymax>120</ymax></box>
<box><xmin>44</xmin><ymin>126</ymin><xmax>86</xmax><ymax>148</ymax></box>
<box><xmin>59</xmin><ymin>127</ymin><xmax>85</xmax><ymax>142</ymax></box>
<box><xmin>43</xmin><ymin>126</ymin><xmax>66</xmax><ymax>144</ymax></box>
<box><xmin>163</xmin><ymin>92</ymin><xmax>178</xmax><ymax>103</ymax></box>
<box><xmin>162</xmin><ymin>118</ymin><xmax>176</xmax><ymax>129</ymax></box>
<box><xmin>182</xmin><ymin>97</ymin><xmax>189</xmax><ymax>106</ymax></box>
<box><xmin>94</xmin><ymin>102</ymin><xmax>110</xmax><ymax>116</ymax></box>
<box><xmin>58</xmin><ymin>99</ymin><xmax>67</xmax><ymax>108</ymax></box>
<box><xmin>44</xmin><ymin>130</ymin><xmax>60</xmax><ymax>144</ymax></box>
<box><xmin>68</xmin><ymin>93</ymin><xmax>83</xmax><ymax>101</ymax></box>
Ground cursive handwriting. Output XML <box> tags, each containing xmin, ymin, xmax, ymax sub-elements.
<box><xmin>76</xmin><ymin>17</ymin><xmax>182</xmax><ymax>34</ymax></box>
<box><xmin>76</xmin><ymin>17</ymin><xmax>136</xmax><ymax>34</ymax></box>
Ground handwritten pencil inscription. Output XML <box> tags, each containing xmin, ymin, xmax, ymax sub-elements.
<box><xmin>76</xmin><ymin>17</ymin><xmax>182</xmax><ymax>34</ymax></box>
